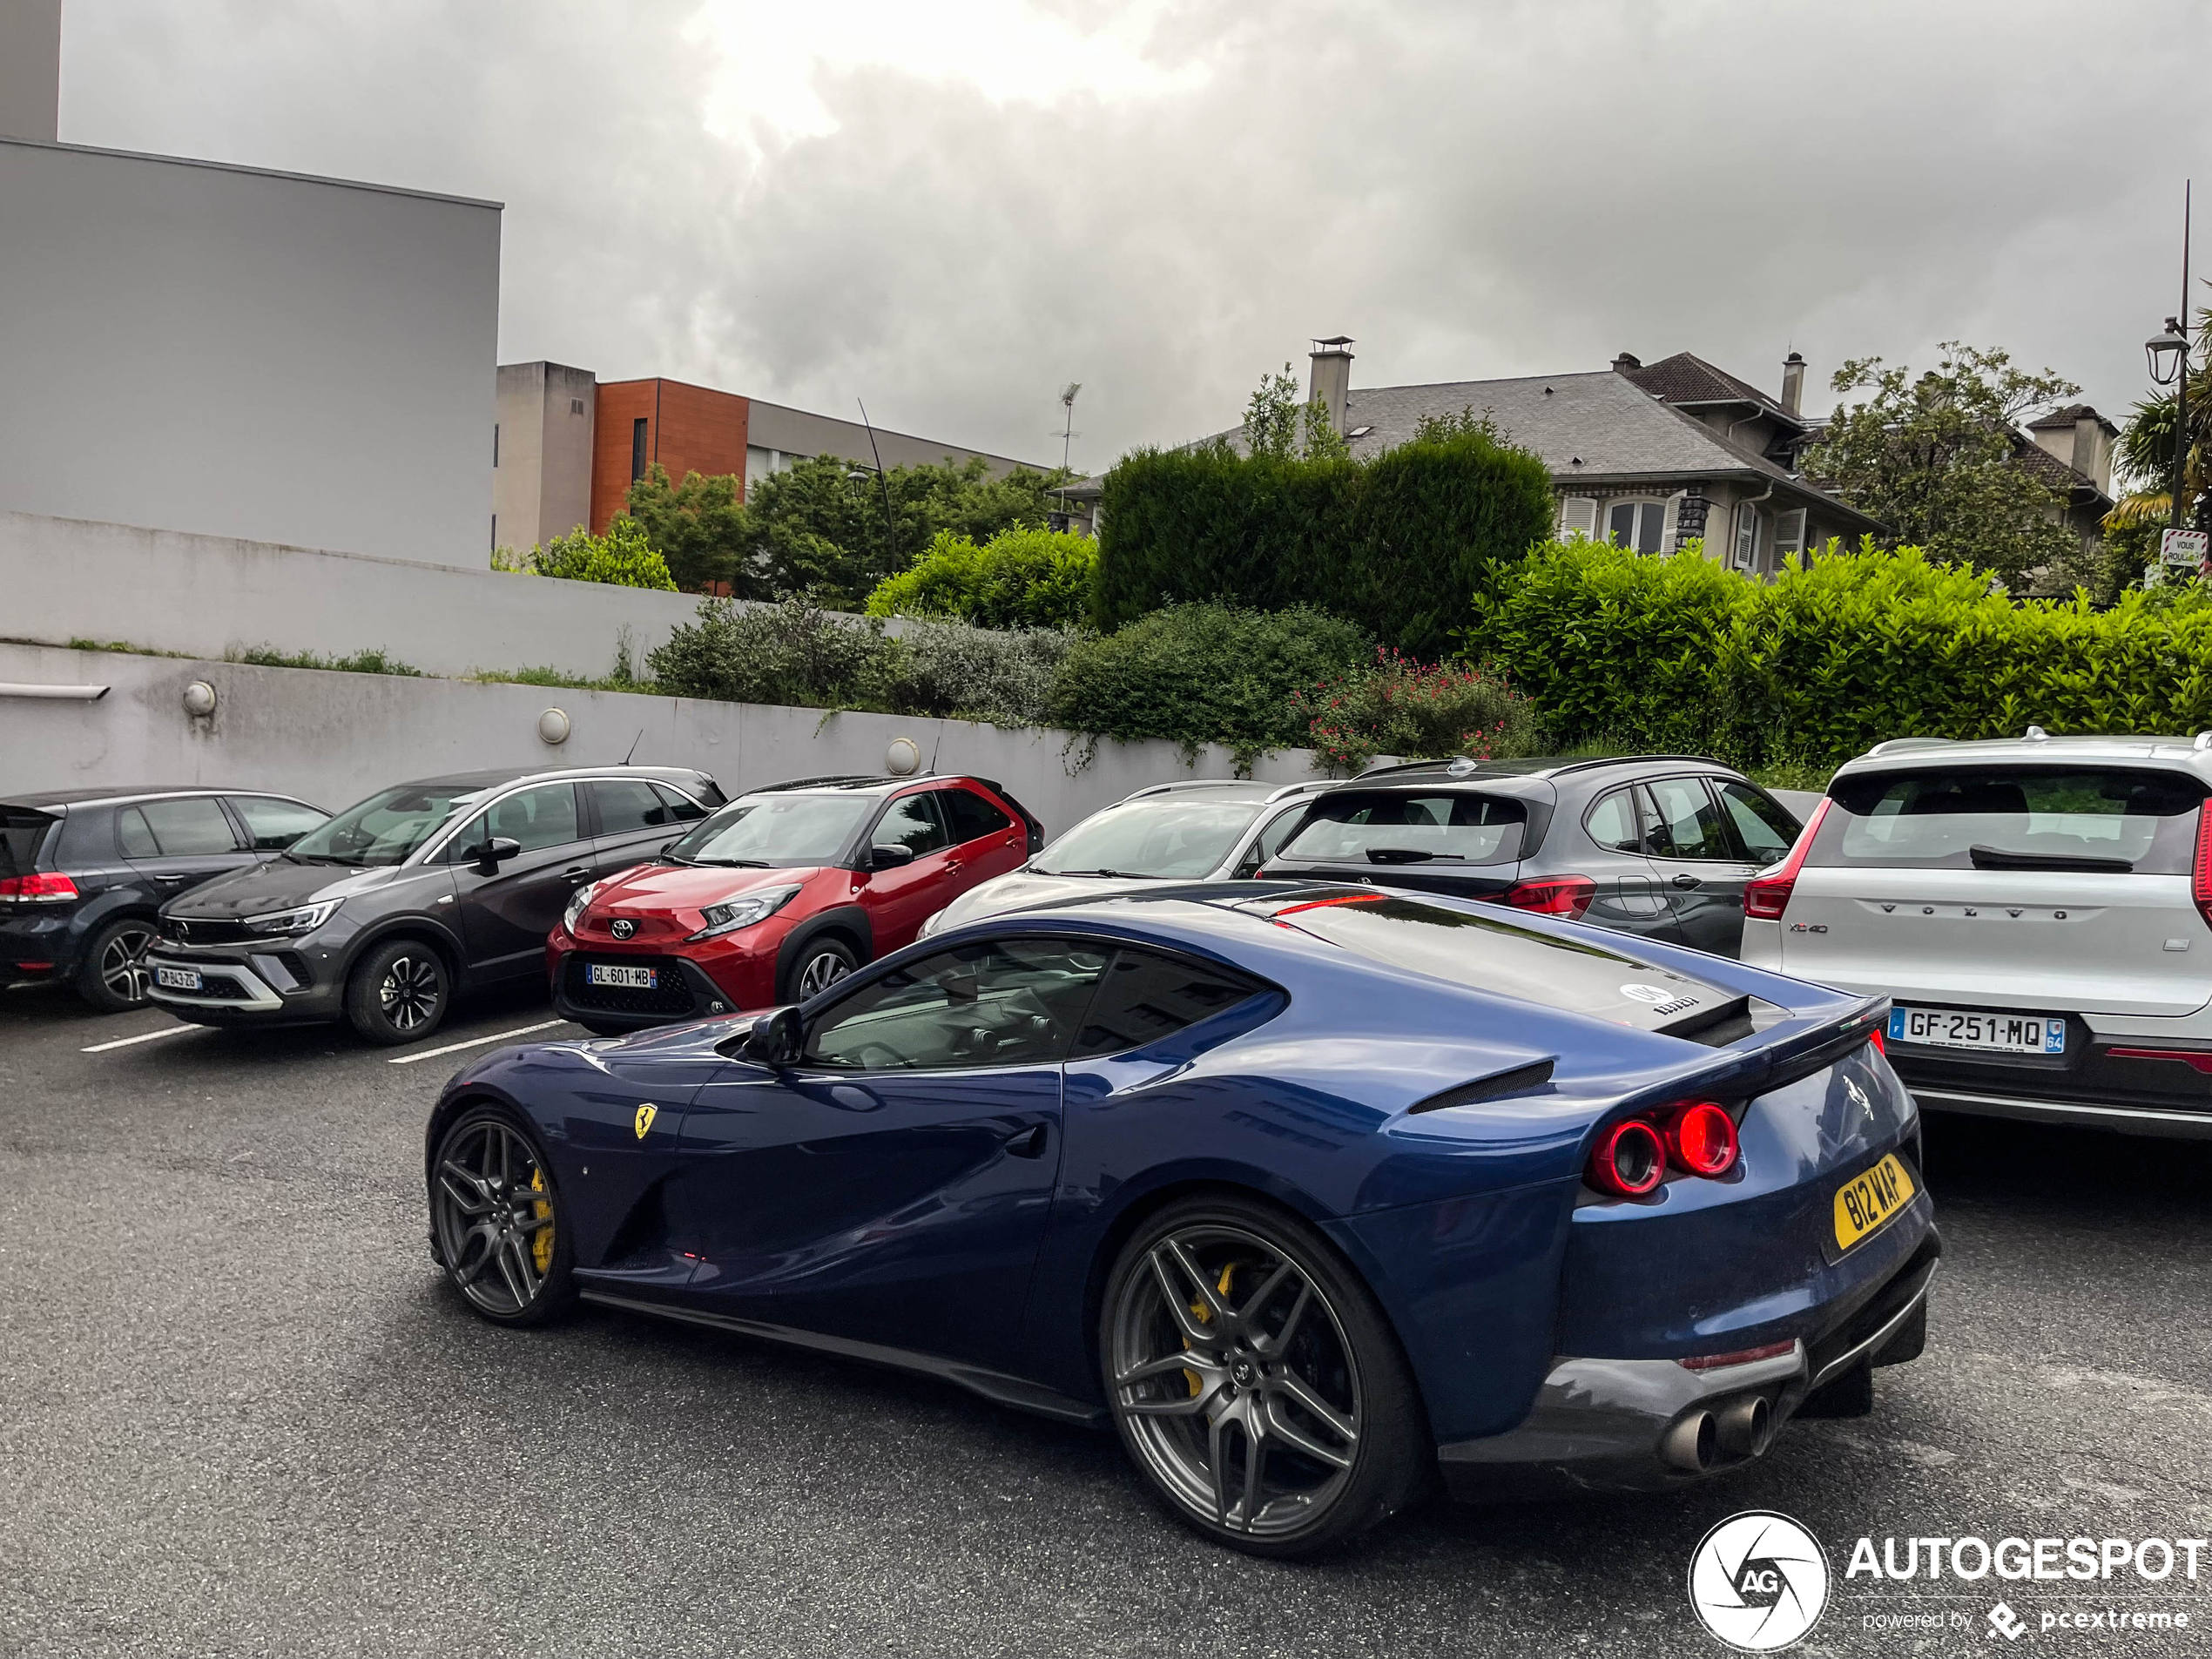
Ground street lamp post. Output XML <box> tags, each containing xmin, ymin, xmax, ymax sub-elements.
<box><xmin>2145</xmin><ymin>182</ymin><xmax>2194</xmax><ymax>540</ymax></box>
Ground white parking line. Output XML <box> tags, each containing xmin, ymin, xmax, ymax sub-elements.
<box><xmin>81</xmin><ymin>1023</ymin><xmax>194</xmax><ymax>1054</ymax></box>
<box><xmin>387</xmin><ymin>1020</ymin><xmax>569</xmax><ymax>1066</ymax></box>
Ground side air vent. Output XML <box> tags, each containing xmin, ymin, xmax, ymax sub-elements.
<box><xmin>1410</xmin><ymin>1059</ymin><xmax>1556</xmax><ymax>1114</ymax></box>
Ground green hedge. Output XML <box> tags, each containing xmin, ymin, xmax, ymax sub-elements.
<box><xmin>1476</xmin><ymin>538</ymin><xmax>2212</xmax><ymax>766</ymax></box>
<box><xmin>1095</xmin><ymin>428</ymin><xmax>1554</xmax><ymax>658</ymax></box>
<box><xmin>864</xmin><ymin>526</ymin><xmax>1097</xmax><ymax>629</ymax></box>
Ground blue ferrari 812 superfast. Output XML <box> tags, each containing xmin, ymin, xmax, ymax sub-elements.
<box><xmin>423</xmin><ymin>882</ymin><xmax>1936</xmax><ymax>1555</ymax></box>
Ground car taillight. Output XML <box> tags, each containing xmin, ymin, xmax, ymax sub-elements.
<box><xmin>1497</xmin><ymin>874</ymin><xmax>1596</xmax><ymax>920</ymax></box>
<box><xmin>0</xmin><ymin>872</ymin><xmax>78</xmax><ymax>903</ymax></box>
<box><xmin>2193</xmin><ymin>805</ymin><xmax>2212</xmax><ymax>932</ymax></box>
<box><xmin>1743</xmin><ymin>796</ymin><xmax>1832</xmax><ymax>922</ymax></box>
<box><xmin>1868</xmin><ymin>1028</ymin><xmax>1885</xmax><ymax>1057</ymax></box>
<box><xmin>1586</xmin><ymin>1117</ymin><xmax>1666</xmax><ymax>1196</ymax></box>
<box><xmin>1661</xmin><ymin>1101</ymin><xmax>1738</xmax><ymax>1177</ymax></box>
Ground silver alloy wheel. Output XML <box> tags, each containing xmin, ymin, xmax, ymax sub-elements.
<box><xmin>99</xmin><ymin>923</ymin><xmax>156</xmax><ymax>1003</ymax></box>
<box><xmin>796</xmin><ymin>948</ymin><xmax>852</xmax><ymax>998</ymax></box>
<box><xmin>431</xmin><ymin>1118</ymin><xmax>554</xmax><ymax>1316</ymax></box>
<box><xmin>1107</xmin><ymin>1222</ymin><xmax>1363</xmax><ymax>1539</ymax></box>
<box><xmin>379</xmin><ymin>953</ymin><xmax>442</xmax><ymax>1031</ymax></box>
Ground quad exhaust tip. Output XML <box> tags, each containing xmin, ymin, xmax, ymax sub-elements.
<box><xmin>1662</xmin><ymin>1393</ymin><xmax>1775</xmax><ymax>1471</ymax></box>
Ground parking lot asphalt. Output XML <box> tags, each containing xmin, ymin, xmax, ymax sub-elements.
<box><xmin>4</xmin><ymin>983</ymin><xmax>2212</xmax><ymax>1659</ymax></box>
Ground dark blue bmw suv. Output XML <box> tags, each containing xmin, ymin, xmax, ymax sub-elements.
<box><xmin>1</xmin><ymin>786</ymin><xmax>329</xmax><ymax>1013</ymax></box>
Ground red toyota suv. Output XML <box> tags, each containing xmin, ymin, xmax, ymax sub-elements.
<box><xmin>548</xmin><ymin>772</ymin><xmax>1042</xmax><ymax>1032</ymax></box>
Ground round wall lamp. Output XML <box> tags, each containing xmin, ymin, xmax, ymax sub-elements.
<box><xmin>886</xmin><ymin>736</ymin><xmax>921</xmax><ymax>776</ymax></box>
<box><xmin>182</xmin><ymin>680</ymin><xmax>218</xmax><ymax>718</ymax></box>
<box><xmin>537</xmin><ymin>707</ymin><xmax>571</xmax><ymax>745</ymax></box>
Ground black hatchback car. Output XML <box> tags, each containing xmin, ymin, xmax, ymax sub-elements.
<box><xmin>145</xmin><ymin>765</ymin><xmax>723</xmax><ymax>1044</ymax></box>
<box><xmin>2</xmin><ymin>786</ymin><xmax>330</xmax><ymax>1012</ymax></box>
<box><xmin>1259</xmin><ymin>756</ymin><xmax>1803</xmax><ymax>957</ymax></box>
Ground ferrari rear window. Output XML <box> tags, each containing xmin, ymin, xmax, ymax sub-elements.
<box><xmin>1277</xmin><ymin>792</ymin><xmax>1526</xmax><ymax>867</ymax></box>
<box><xmin>1815</xmin><ymin>766</ymin><xmax>2205</xmax><ymax>874</ymax></box>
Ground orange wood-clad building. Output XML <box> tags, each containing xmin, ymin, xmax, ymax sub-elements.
<box><xmin>588</xmin><ymin>379</ymin><xmax>751</xmax><ymax>535</ymax></box>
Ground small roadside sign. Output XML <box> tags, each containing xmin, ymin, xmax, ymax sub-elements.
<box><xmin>2161</xmin><ymin>528</ymin><xmax>2209</xmax><ymax>565</ymax></box>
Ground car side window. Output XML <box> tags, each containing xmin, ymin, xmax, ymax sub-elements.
<box><xmin>126</xmin><ymin>797</ymin><xmax>241</xmax><ymax>857</ymax></box>
<box><xmin>590</xmin><ymin>779</ymin><xmax>676</xmax><ymax>836</ymax></box>
<box><xmin>873</xmin><ymin>792</ymin><xmax>950</xmax><ymax>859</ymax></box>
<box><xmin>650</xmin><ymin>782</ymin><xmax>708</xmax><ymax>823</ymax></box>
<box><xmin>1584</xmin><ymin>787</ymin><xmax>1642</xmax><ymax>853</ymax></box>
<box><xmin>116</xmin><ymin>806</ymin><xmax>158</xmax><ymax>860</ymax></box>
<box><xmin>804</xmin><ymin>937</ymin><xmax>1112</xmax><ymax>1070</ymax></box>
<box><xmin>939</xmin><ymin>786</ymin><xmax>1013</xmax><ymax>845</ymax></box>
<box><xmin>1636</xmin><ymin>779</ymin><xmax>1735</xmax><ymax>862</ymax></box>
<box><xmin>1234</xmin><ymin>803</ymin><xmax>1309</xmax><ymax>877</ymax></box>
<box><xmin>228</xmin><ymin>796</ymin><xmax>327</xmax><ymax>852</ymax></box>
<box><xmin>1714</xmin><ymin>780</ymin><xmax>1798</xmax><ymax>864</ymax></box>
<box><xmin>448</xmin><ymin>784</ymin><xmax>583</xmax><ymax>860</ymax></box>
<box><xmin>1070</xmin><ymin>948</ymin><xmax>1264</xmax><ymax>1059</ymax></box>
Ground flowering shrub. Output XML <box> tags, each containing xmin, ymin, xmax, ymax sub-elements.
<box><xmin>1291</xmin><ymin>647</ymin><xmax>1541</xmax><ymax>773</ymax></box>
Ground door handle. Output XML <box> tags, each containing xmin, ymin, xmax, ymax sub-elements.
<box><xmin>1004</xmin><ymin>1124</ymin><xmax>1049</xmax><ymax>1158</ymax></box>
<box><xmin>1672</xmin><ymin>873</ymin><xmax>1702</xmax><ymax>888</ymax></box>
<box><xmin>561</xmin><ymin>867</ymin><xmax>590</xmax><ymax>882</ymax></box>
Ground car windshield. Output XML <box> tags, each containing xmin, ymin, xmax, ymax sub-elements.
<box><xmin>1279</xmin><ymin>792</ymin><xmax>1527</xmax><ymax>867</ymax></box>
<box><xmin>287</xmin><ymin>782</ymin><xmax>489</xmax><ymax>867</ymax></box>
<box><xmin>1818</xmin><ymin>766</ymin><xmax>2204</xmax><ymax>873</ymax></box>
<box><xmin>668</xmin><ymin>794</ymin><xmax>875</xmax><ymax>867</ymax></box>
<box><xmin>1034</xmin><ymin>797</ymin><xmax>1263</xmax><ymax>878</ymax></box>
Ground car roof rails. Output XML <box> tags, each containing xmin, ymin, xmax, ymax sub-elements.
<box><xmin>752</xmin><ymin>773</ymin><xmax>895</xmax><ymax>793</ymax></box>
<box><xmin>1262</xmin><ymin>779</ymin><xmax>1329</xmax><ymax>801</ymax></box>
<box><xmin>1117</xmin><ymin>778</ymin><xmax>1266</xmax><ymax>803</ymax></box>
<box><xmin>1863</xmin><ymin>738</ymin><xmax>1957</xmax><ymax>758</ymax></box>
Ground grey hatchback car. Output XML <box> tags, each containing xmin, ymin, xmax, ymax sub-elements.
<box><xmin>145</xmin><ymin>765</ymin><xmax>723</xmax><ymax>1042</ymax></box>
<box><xmin>1258</xmin><ymin>756</ymin><xmax>1803</xmax><ymax>956</ymax></box>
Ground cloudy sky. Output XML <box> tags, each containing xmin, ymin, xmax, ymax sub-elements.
<box><xmin>60</xmin><ymin>0</ymin><xmax>2211</xmax><ymax>474</ymax></box>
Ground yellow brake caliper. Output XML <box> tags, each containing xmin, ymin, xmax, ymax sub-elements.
<box><xmin>529</xmin><ymin>1167</ymin><xmax>554</xmax><ymax>1273</ymax></box>
<box><xmin>1184</xmin><ymin>1263</ymin><xmax>1238</xmax><ymax>1396</ymax></box>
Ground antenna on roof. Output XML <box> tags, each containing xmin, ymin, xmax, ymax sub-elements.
<box><xmin>1055</xmin><ymin>383</ymin><xmax>1082</xmax><ymax>475</ymax></box>
<box><xmin>622</xmin><ymin>728</ymin><xmax>644</xmax><ymax>765</ymax></box>
<box><xmin>856</xmin><ymin>400</ymin><xmax>899</xmax><ymax>571</ymax></box>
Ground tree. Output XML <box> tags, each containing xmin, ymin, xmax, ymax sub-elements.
<box><xmin>624</xmin><ymin>455</ymin><xmax>1075</xmax><ymax>606</ymax></box>
<box><xmin>1243</xmin><ymin>362</ymin><xmax>1350</xmax><ymax>461</ymax></box>
<box><xmin>1804</xmin><ymin>342</ymin><xmax>2081</xmax><ymax>590</ymax></box>
<box><xmin>497</xmin><ymin>516</ymin><xmax>677</xmax><ymax>590</ymax></box>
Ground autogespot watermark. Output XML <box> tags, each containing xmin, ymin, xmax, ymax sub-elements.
<box><xmin>1688</xmin><ymin>1516</ymin><xmax>2207</xmax><ymax>1649</ymax></box>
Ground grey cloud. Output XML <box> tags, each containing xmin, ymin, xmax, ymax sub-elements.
<box><xmin>57</xmin><ymin>0</ymin><xmax>2212</xmax><ymax>475</ymax></box>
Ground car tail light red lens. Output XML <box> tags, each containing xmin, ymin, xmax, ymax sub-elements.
<box><xmin>2193</xmin><ymin>806</ymin><xmax>2212</xmax><ymax>933</ymax></box>
<box><xmin>0</xmin><ymin>872</ymin><xmax>78</xmax><ymax>903</ymax></box>
<box><xmin>1662</xmin><ymin>1101</ymin><xmax>1739</xmax><ymax>1177</ymax></box>
<box><xmin>1496</xmin><ymin>875</ymin><xmax>1596</xmax><ymax>920</ymax></box>
<box><xmin>1678</xmin><ymin>1339</ymin><xmax>1794</xmax><ymax>1372</ymax></box>
<box><xmin>1743</xmin><ymin>796</ymin><xmax>1831</xmax><ymax>922</ymax></box>
<box><xmin>1587</xmin><ymin>1117</ymin><xmax>1666</xmax><ymax>1197</ymax></box>
<box><xmin>1868</xmin><ymin>1027</ymin><xmax>1885</xmax><ymax>1057</ymax></box>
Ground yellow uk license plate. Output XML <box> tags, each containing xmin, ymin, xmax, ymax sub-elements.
<box><xmin>1833</xmin><ymin>1154</ymin><xmax>1916</xmax><ymax>1253</ymax></box>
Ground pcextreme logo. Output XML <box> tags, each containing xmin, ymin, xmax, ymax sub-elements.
<box><xmin>1689</xmin><ymin>1511</ymin><xmax>1831</xmax><ymax>1652</ymax></box>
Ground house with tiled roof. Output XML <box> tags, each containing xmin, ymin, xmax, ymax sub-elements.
<box><xmin>1058</xmin><ymin>341</ymin><xmax>1883</xmax><ymax>577</ymax></box>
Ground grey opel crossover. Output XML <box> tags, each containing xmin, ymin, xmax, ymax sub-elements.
<box><xmin>1258</xmin><ymin>755</ymin><xmax>1803</xmax><ymax>957</ymax></box>
<box><xmin>145</xmin><ymin>765</ymin><xmax>723</xmax><ymax>1043</ymax></box>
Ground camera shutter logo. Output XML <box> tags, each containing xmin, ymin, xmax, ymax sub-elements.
<box><xmin>1687</xmin><ymin>1511</ymin><xmax>1830</xmax><ymax>1651</ymax></box>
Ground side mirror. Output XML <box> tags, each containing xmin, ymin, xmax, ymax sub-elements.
<box><xmin>741</xmin><ymin>1007</ymin><xmax>804</xmax><ymax>1068</ymax></box>
<box><xmin>475</xmin><ymin>835</ymin><xmax>523</xmax><ymax>874</ymax></box>
<box><xmin>868</xmin><ymin>843</ymin><xmax>917</xmax><ymax>870</ymax></box>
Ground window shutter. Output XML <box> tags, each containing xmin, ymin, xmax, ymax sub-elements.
<box><xmin>1559</xmin><ymin>496</ymin><xmax>1598</xmax><ymax>540</ymax></box>
<box><xmin>1733</xmin><ymin>505</ymin><xmax>1760</xmax><ymax>569</ymax></box>
<box><xmin>1774</xmin><ymin>508</ymin><xmax>1807</xmax><ymax>562</ymax></box>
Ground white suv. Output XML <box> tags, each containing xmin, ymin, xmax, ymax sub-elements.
<box><xmin>1741</xmin><ymin>733</ymin><xmax>2212</xmax><ymax>1138</ymax></box>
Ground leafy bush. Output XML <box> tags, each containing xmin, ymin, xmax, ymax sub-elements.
<box><xmin>1048</xmin><ymin>604</ymin><xmax>1373</xmax><ymax>768</ymax></box>
<box><xmin>1477</xmin><ymin>537</ymin><xmax>2212</xmax><ymax>767</ymax></box>
<box><xmin>648</xmin><ymin>597</ymin><xmax>896</xmax><ymax>709</ymax></box>
<box><xmin>505</xmin><ymin>517</ymin><xmax>678</xmax><ymax>590</ymax></box>
<box><xmin>1291</xmin><ymin>648</ymin><xmax>1541</xmax><ymax>774</ymax></box>
<box><xmin>886</xmin><ymin>618</ymin><xmax>1076</xmax><ymax>727</ymax></box>
<box><xmin>866</xmin><ymin>527</ymin><xmax>1098</xmax><ymax>629</ymax></box>
<box><xmin>1095</xmin><ymin>425</ymin><xmax>1554</xmax><ymax>658</ymax></box>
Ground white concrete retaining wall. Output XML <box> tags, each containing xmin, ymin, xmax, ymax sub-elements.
<box><xmin>0</xmin><ymin>510</ymin><xmax>737</xmax><ymax>681</ymax></box>
<box><xmin>0</xmin><ymin>643</ymin><xmax>1332</xmax><ymax>838</ymax></box>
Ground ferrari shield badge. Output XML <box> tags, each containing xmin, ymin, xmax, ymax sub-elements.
<box><xmin>634</xmin><ymin>1103</ymin><xmax>658</xmax><ymax>1140</ymax></box>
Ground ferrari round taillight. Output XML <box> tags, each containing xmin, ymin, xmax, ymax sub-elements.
<box><xmin>1663</xmin><ymin>1101</ymin><xmax>1739</xmax><ymax>1177</ymax></box>
<box><xmin>1587</xmin><ymin>1118</ymin><xmax>1666</xmax><ymax>1197</ymax></box>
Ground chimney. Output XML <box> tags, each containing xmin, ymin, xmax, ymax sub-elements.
<box><xmin>1308</xmin><ymin>336</ymin><xmax>1353</xmax><ymax>436</ymax></box>
<box><xmin>2071</xmin><ymin>408</ymin><xmax>2112</xmax><ymax>497</ymax></box>
<box><xmin>1613</xmin><ymin>353</ymin><xmax>1642</xmax><ymax>373</ymax></box>
<box><xmin>0</xmin><ymin>0</ymin><xmax>62</xmax><ymax>142</ymax></box>
<box><xmin>1780</xmin><ymin>352</ymin><xmax>1805</xmax><ymax>418</ymax></box>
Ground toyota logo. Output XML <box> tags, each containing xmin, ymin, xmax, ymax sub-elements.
<box><xmin>610</xmin><ymin>919</ymin><xmax>636</xmax><ymax>940</ymax></box>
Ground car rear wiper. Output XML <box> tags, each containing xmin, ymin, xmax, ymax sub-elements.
<box><xmin>1968</xmin><ymin>845</ymin><xmax>2134</xmax><ymax>874</ymax></box>
<box><xmin>1366</xmin><ymin>847</ymin><xmax>1461</xmax><ymax>864</ymax></box>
